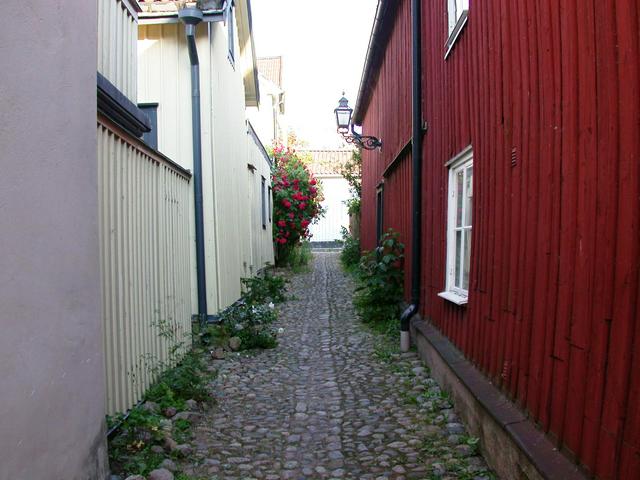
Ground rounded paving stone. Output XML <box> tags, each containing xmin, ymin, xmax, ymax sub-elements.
<box><xmin>174</xmin><ymin>253</ymin><xmax>492</xmax><ymax>479</ymax></box>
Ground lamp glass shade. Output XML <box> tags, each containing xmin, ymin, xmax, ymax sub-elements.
<box><xmin>335</xmin><ymin>108</ymin><xmax>352</xmax><ymax>131</ymax></box>
<box><xmin>334</xmin><ymin>95</ymin><xmax>353</xmax><ymax>132</ymax></box>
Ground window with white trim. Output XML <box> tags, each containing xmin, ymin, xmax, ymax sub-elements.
<box><xmin>446</xmin><ymin>0</ymin><xmax>469</xmax><ymax>57</ymax></box>
<box><xmin>439</xmin><ymin>146</ymin><xmax>473</xmax><ymax>305</ymax></box>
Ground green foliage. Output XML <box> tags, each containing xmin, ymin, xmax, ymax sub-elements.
<box><xmin>341</xmin><ymin>150</ymin><xmax>362</xmax><ymax>199</ymax></box>
<box><xmin>199</xmin><ymin>270</ymin><xmax>288</xmax><ymax>351</ymax></box>
<box><xmin>341</xmin><ymin>150</ymin><xmax>362</xmax><ymax>217</ymax></box>
<box><xmin>340</xmin><ymin>227</ymin><xmax>361</xmax><ymax>270</ymax></box>
<box><xmin>220</xmin><ymin>302</ymin><xmax>279</xmax><ymax>350</ymax></box>
<box><xmin>346</xmin><ymin>197</ymin><xmax>361</xmax><ymax>216</ymax></box>
<box><xmin>353</xmin><ymin>230</ymin><xmax>405</xmax><ymax>325</ymax></box>
<box><xmin>145</xmin><ymin>349</ymin><xmax>210</xmax><ymax>407</ymax></box>
<box><xmin>241</xmin><ymin>270</ymin><xmax>289</xmax><ymax>305</ymax></box>
<box><xmin>284</xmin><ymin>241</ymin><xmax>313</xmax><ymax>272</ymax></box>
<box><xmin>108</xmin><ymin>347</ymin><xmax>214</xmax><ymax>477</ymax></box>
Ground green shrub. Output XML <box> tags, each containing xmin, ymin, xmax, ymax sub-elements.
<box><xmin>283</xmin><ymin>241</ymin><xmax>312</xmax><ymax>272</ymax></box>
<box><xmin>241</xmin><ymin>271</ymin><xmax>289</xmax><ymax>305</ymax></box>
<box><xmin>144</xmin><ymin>349</ymin><xmax>210</xmax><ymax>407</ymax></box>
<box><xmin>340</xmin><ymin>227</ymin><xmax>361</xmax><ymax>270</ymax></box>
<box><xmin>353</xmin><ymin>230</ymin><xmax>404</xmax><ymax>325</ymax></box>
<box><xmin>207</xmin><ymin>302</ymin><xmax>278</xmax><ymax>351</ymax></box>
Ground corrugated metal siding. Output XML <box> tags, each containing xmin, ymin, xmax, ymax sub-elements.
<box><xmin>98</xmin><ymin>0</ymin><xmax>137</xmax><ymax>100</ymax></box>
<box><xmin>98</xmin><ymin>117</ymin><xmax>192</xmax><ymax>415</ymax></box>
<box><xmin>360</xmin><ymin>0</ymin><xmax>640</xmax><ymax>477</ymax></box>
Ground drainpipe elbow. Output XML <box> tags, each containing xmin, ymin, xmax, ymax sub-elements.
<box><xmin>400</xmin><ymin>303</ymin><xmax>418</xmax><ymax>352</ymax></box>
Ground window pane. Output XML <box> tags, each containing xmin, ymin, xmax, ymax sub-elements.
<box><xmin>456</xmin><ymin>169</ymin><xmax>464</xmax><ymax>227</ymax></box>
<box><xmin>465</xmin><ymin>165</ymin><xmax>473</xmax><ymax>227</ymax></box>
<box><xmin>463</xmin><ymin>229</ymin><xmax>471</xmax><ymax>290</ymax></box>
<box><xmin>455</xmin><ymin>230</ymin><xmax>462</xmax><ymax>288</ymax></box>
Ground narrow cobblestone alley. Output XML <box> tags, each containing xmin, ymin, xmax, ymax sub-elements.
<box><xmin>185</xmin><ymin>252</ymin><xmax>493</xmax><ymax>480</ymax></box>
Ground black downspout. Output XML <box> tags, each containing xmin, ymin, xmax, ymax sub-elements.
<box><xmin>180</xmin><ymin>8</ymin><xmax>208</xmax><ymax>325</ymax></box>
<box><xmin>400</xmin><ymin>0</ymin><xmax>423</xmax><ymax>351</ymax></box>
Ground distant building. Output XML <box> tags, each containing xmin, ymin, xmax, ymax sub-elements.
<box><xmin>248</xmin><ymin>56</ymin><xmax>288</xmax><ymax>146</ymax></box>
<box><xmin>300</xmin><ymin>150</ymin><xmax>354</xmax><ymax>244</ymax></box>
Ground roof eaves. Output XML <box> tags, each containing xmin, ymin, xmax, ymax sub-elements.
<box><xmin>353</xmin><ymin>0</ymin><xmax>398</xmax><ymax>125</ymax></box>
<box><xmin>237</xmin><ymin>0</ymin><xmax>260</xmax><ymax>107</ymax></box>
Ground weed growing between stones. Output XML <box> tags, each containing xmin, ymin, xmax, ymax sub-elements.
<box><xmin>284</xmin><ymin>241</ymin><xmax>313</xmax><ymax>273</ymax></box>
<box><xmin>107</xmin><ymin>347</ymin><xmax>215</xmax><ymax>479</ymax></box>
<box><xmin>200</xmin><ymin>271</ymin><xmax>289</xmax><ymax>354</ymax></box>
<box><xmin>108</xmin><ymin>272</ymin><xmax>289</xmax><ymax>479</ymax></box>
<box><xmin>357</xmin><ymin>273</ymin><xmax>495</xmax><ymax>479</ymax></box>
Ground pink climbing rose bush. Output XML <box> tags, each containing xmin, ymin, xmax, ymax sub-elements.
<box><xmin>270</xmin><ymin>143</ymin><xmax>323</xmax><ymax>261</ymax></box>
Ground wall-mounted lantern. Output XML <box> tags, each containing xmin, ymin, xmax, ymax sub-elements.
<box><xmin>333</xmin><ymin>94</ymin><xmax>382</xmax><ymax>150</ymax></box>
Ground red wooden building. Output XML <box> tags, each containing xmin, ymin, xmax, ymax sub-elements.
<box><xmin>356</xmin><ymin>0</ymin><xmax>640</xmax><ymax>478</ymax></box>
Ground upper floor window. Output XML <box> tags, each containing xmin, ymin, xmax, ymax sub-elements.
<box><xmin>226</xmin><ymin>1</ymin><xmax>235</xmax><ymax>67</ymax></box>
<box><xmin>376</xmin><ymin>184</ymin><xmax>384</xmax><ymax>244</ymax></box>
<box><xmin>439</xmin><ymin>146</ymin><xmax>473</xmax><ymax>305</ymax></box>
<box><xmin>138</xmin><ymin>103</ymin><xmax>159</xmax><ymax>150</ymax></box>
<box><xmin>261</xmin><ymin>176</ymin><xmax>267</xmax><ymax>230</ymax></box>
<box><xmin>446</xmin><ymin>0</ymin><xmax>469</xmax><ymax>58</ymax></box>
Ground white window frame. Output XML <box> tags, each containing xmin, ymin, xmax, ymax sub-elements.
<box><xmin>439</xmin><ymin>145</ymin><xmax>473</xmax><ymax>305</ymax></box>
<box><xmin>445</xmin><ymin>0</ymin><xmax>469</xmax><ymax>59</ymax></box>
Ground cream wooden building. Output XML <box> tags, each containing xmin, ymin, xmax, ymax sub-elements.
<box><xmin>97</xmin><ymin>0</ymin><xmax>274</xmax><ymax>415</ymax></box>
<box><xmin>138</xmin><ymin>0</ymin><xmax>274</xmax><ymax>314</ymax></box>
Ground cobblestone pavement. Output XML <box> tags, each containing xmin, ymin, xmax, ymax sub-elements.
<box><xmin>184</xmin><ymin>252</ymin><xmax>494</xmax><ymax>480</ymax></box>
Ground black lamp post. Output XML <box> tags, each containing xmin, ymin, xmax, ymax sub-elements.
<box><xmin>334</xmin><ymin>94</ymin><xmax>382</xmax><ymax>150</ymax></box>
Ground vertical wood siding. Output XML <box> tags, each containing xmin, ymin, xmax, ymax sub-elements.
<box><xmin>360</xmin><ymin>0</ymin><xmax>640</xmax><ymax>477</ymax></box>
<box><xmin>138</xmin><ymin>22</ymin><xmax>271</xmax><ymax>314</ymax></box>
<box><xmin>98</xmin><ymin>0</ymin><xmax>137</xmax><ymax>100</ymax></box>
<box><xmin>98</xmin><ymin>118</ymin><xmax>192</xmax><ymax>415</ymax></box>
<box><xmin>245</xmin><ymin>135</ymin><xmax>276</xmax><ymax>273</ymax></box>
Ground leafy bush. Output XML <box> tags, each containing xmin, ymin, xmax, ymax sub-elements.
<box><xmin>270</xmin><ymin>143</ymin><xmax>324</xmax><ymax>265</ymax></box>
<box><xmin>346</xmin><ymin>197</ymin><xmax>361</xmax><ymax>216</ymax></box>
<box><xmin>340</xmin><ymin>226</ymin><xmax>361</xmax><ymax>270</ymax></box>
<box><xmin>341</xmin><ymin>150</ymin><xmax>362</xmax><ymax>199</ymax></box>
<box><xmin>353</xmin><ymin>230</ymin><xmax>404</xmax><ymax>325</ymax></box>
<box><xmin>145</xmin><ymin>349</ymin><xmax>210</xmax><ymax>407</ymax></box>
<box><xmin>219</xmin><ymin>302</ymin><xmax>278</xmax><ymax>350</ymax></box>
<box><xmin>241</xmin><ymin>271</ymin><xmax>289</xmax><ymax>305</ymax></box>
<box><xmin>200</xmin><ymin>271</ymin><xmax>286</xmax><ymax>351</ymax></box>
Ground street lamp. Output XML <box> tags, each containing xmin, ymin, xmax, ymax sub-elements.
<box><xmin>333</xmin><ymin>94</ymin><xmax>382</xmax><ymax>150</ymax></box>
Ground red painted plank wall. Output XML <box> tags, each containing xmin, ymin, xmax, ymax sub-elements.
<box><xmin>359</xmin><ymin>0</ymin><xmax>640</xmax><ymax>477</ymax></box>
<box><xmin>382</xmin><ymin>150</ymin><xmax>413</xmax><ymax>297</ymax></box>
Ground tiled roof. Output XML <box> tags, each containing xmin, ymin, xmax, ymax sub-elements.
<box><xmin>138</xmin><ymin>1</ymin><xmax>223</xmax><ymax>14</ymax></box>
<box><xmin>298</xmin><ymin>149</ymin><xmax>355</xmax><ymax>176</ymax></box>
<box><xmin>257</xmin><ymin>56</ymin><xmax>283</xmax><ymax>88</ymax></box>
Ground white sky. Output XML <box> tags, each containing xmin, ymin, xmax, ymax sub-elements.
<box><xmin>251</xmin><ymin>0</ymin><xmax>378</xmax><ymax>149</ymax></box>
